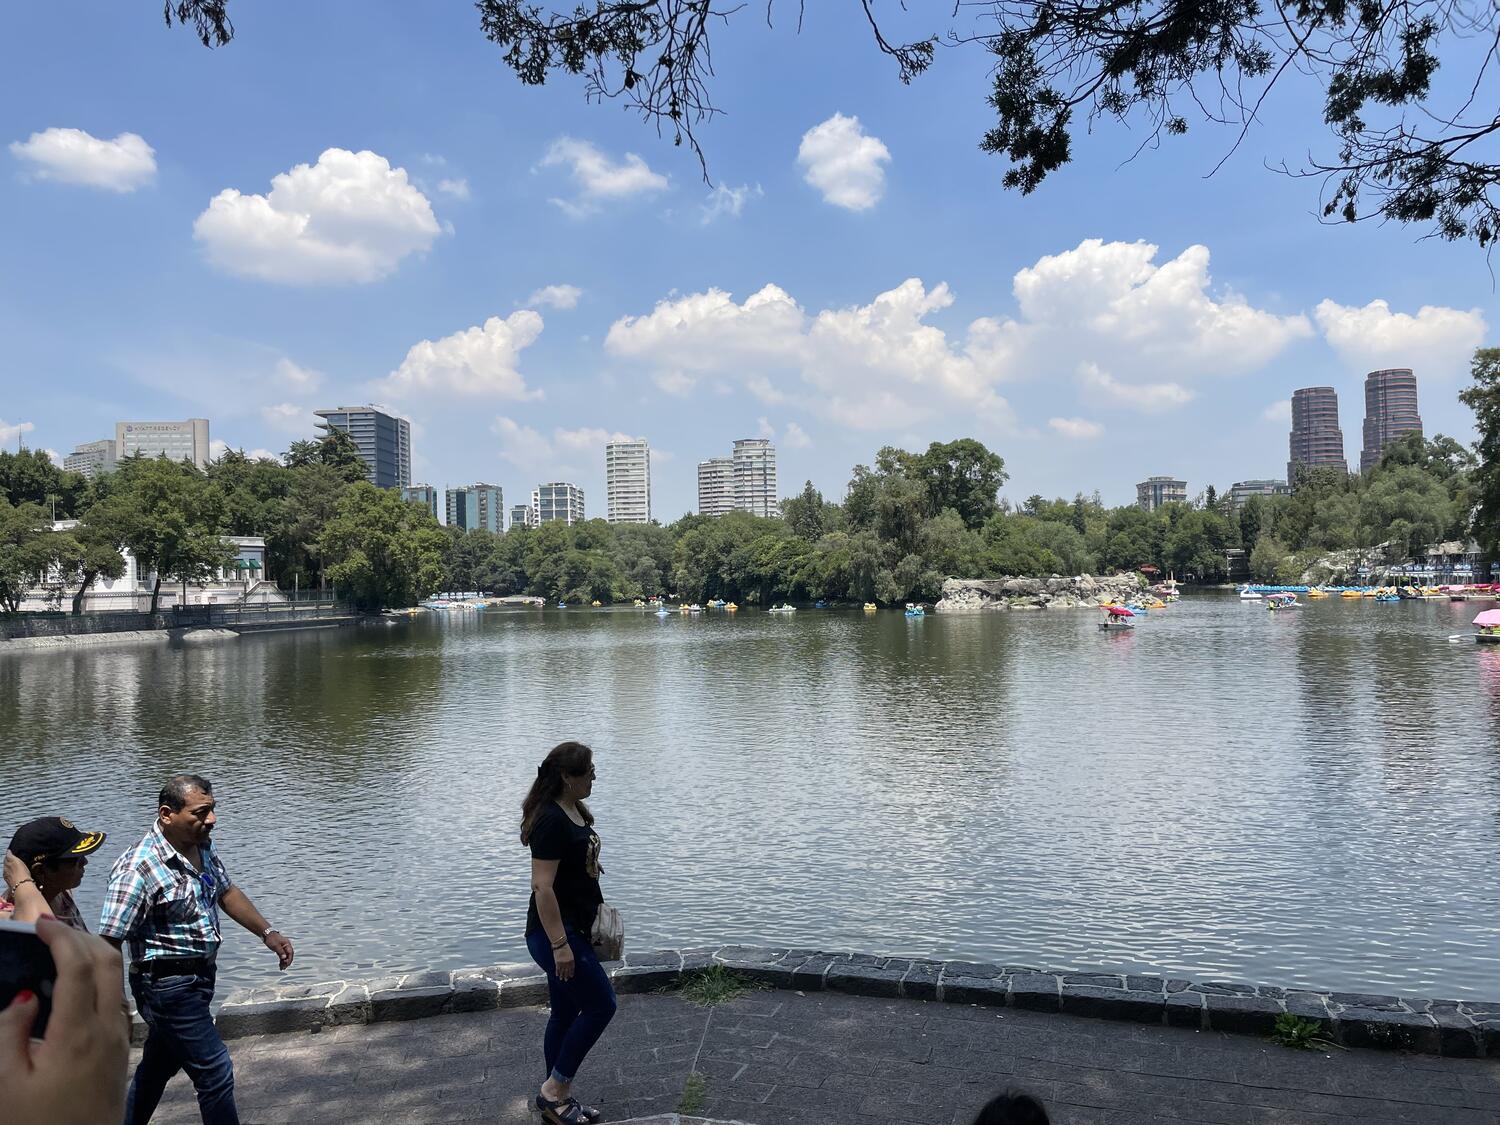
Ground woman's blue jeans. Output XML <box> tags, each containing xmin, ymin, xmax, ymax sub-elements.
<box><xmin>526</xmin><ymin>926</ymin><xmax>618</xmax><ymax>1084</ymax></box>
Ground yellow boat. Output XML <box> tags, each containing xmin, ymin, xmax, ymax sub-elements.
<box><xmin>725</xmin><ymin>602</ymin><xmax>737</xmax><ymax>611</ymax></box>
<box><xmin>1341</xmin><ymin>590</ymin><xmax>1363</xmax><ymax>598</ymax></box>
<box><xmin>1146</xmin><ymin>600</ymin><xmax>1167</xmax><ymax>609</ymax></box>
<box><xmin>591</xmin><ymin>600</ymin><xmax>602</xmax><ymax>607</ymax></box>
<box><xmin>863</xmin><ymin>602</ymin><xmax>877</xmax><ymax>612</ymax></box>
<box><xmin>1306</xmin><ymin>589</ymin><xmax>1329</xmax><ymax>599</ymax></box>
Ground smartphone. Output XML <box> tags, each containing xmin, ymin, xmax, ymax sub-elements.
<box><xmin>0</xmin><ymin>919</ymin><xmax>55</xmax><ymax>1037</ymax></box>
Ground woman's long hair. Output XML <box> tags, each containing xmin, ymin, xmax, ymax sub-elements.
<box><xmin>520</xmin><ymin>741</ymin><xmax>595</xmax><ymax>844</ymax></box>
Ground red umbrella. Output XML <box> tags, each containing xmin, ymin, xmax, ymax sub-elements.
<box><xmin>1105</xmin><ymin>605</ymin><xmax>1135</xmax><ymax>617</ymax></box>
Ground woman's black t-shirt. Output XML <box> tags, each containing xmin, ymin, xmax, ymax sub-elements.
<box><xmin>526</xmin><ymin>802</ymin><xmax>604</xmax><ymax>936</ymax></box>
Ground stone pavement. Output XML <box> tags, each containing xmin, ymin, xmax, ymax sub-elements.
<box><xmin>139</xmin><ymin>989</ymin><xmax>1500</xmax><ymax>1124</ymax></box>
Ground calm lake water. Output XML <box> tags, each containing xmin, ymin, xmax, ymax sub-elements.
<box><xmin>3</xmin><ymin>594</ymin><xmax>1499</xmax><ymax>1001</ymax></box>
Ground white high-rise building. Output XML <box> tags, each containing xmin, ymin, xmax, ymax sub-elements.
<box><xmin>510</xmin><ymin>503</ymin><xmax>536</xmax><ymax>530</ymax></box>
<box><xmin>537</xmin><ymin>482</ymin><xmax>585</xmax><ymax>525</ymax></box>
<box><xmin>697</xmin><ymin>458</ymin><xmax>735</xmax><ymax>517</ymax></box>
<box><xmin>732</xmin><ymin>438</ymin><xmax>779</xmax><ymax>518</ymax></box>
<box><xmin>116</xmin><ymin>419</ymin><xmax>211</xmax><ymax>470</ymax></box>
<box><xmin>605</xmin><ymin>439</ymin><xmax>651</xmax><ymax>524</ymax></box>
<box><xmin>65</xmin><ymin>439</ymin><xmax>117</xmax><ymax>479</ymax></box>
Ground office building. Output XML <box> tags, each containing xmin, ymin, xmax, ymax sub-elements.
<box><xmin>1287</xmin><ymin>386</ymin><xmax>1347</xmax><ymax>483</ymax></box>
<box><xmin>64</xmin><ymin>439</ymin><xmax>117</xmax><ymax>480</ymax></box>
<box><xmin>1136</xmin><ymin>476</ymin><xmax>1187</xmax><ymax>511</ymax></box>
<box><xmin>733</xmin><ymin>438</ymin><xmax>779</xmax><ymax>518</ymax></box>
<box><xmin>402</xmin><ymin>485</ymin><xmax>439</xmax><ymax>522</ymax></box>
<box><xmin>313</xmin><ymin>406</ymin><xmax>411</xmax><ymax>489</ymax></box>
<box><xmin>605</xmin><ymin>438</ymin><xmax>652</xmax><ymax>524</ymax></box>
<box><xmin>1229</xmin><ymin>479</ymin><xmax>1291</xmax><ymax>510</ymax></box>
<box><xmin>115</xmin><ymin>419</ymin><xmax>211</xmax><ymax>470</ymax></box>
<box><xmin>445</xmin><ymin>483</ymin><xmax>503</xmax><ymax>533</ymax></box>
<box><xmin>697</xmin><ymin>457</ymin><xmax>736</xmax><ymax>517</ymax></box>
<box><xmin>1360</xmin><ymin>368</ymin><xmax>1423</xmax><ymax>472</ymax></box>
<box><xmin>510</xmin><ymin>503</ymin><xmax>536</xmax><ymax>530</ymax></box>
<box><xmin>537</xmin><ymin>482</ymin><xmax>585</xmax><ymax>525</ymax></box>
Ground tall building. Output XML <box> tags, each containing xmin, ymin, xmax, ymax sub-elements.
<box><xmin>1287</xmin><ymin>386</ymin><xmax>1347</xmax><ymax>483</ymax></box>
<box><xmin>1360</xmin><ymin>368</ymin><xmax>1423</xmax><ymax>472</ymax></box>
<box><xmin>402</xmin><ymin>484</ymin><xmax>439</xmax><ymax>521</ymax></box>
<box><xmin>697</xmin><ymin>457</ymin><xmax>735</xmax><ymax>517</ymax></box>
<box><xmin>1229</xmin><ymin>479</ymin><xmax>1291</xmax><ymax>511</ymax></box>
<box><xmin>1136</xmin><ymin>476</ymin><xmax>1187</xmax><ymax>511</ymax></box>
<box><xmin>313</xmin><ymin>406</ymin><xmax>411</xmax><ymax>489</ymax></box>
<box><xmin>605</xmin><ymin>439</ymin><xmax>652</xmax><ymax>524</ymax></box>
<box><xmin>445</xmin><ymin>483</ymin><xmax>503</xmax><ymax>533</ymax></box>
<box><xmin>732</xmin><ymin>438</ymin><xmax>779</xmax><ymax>517</ymax></box>
<box><xmin>510</xmin><ymin>503</ymin><xmax>536</xmax><ymax>530</ymax></box>
<box><xmin>64</xmin><ymin>439</ymin><xmax>117</xmax><ymax>479</ymax></box>
<box><xmin>115</xmin><ymin>419</ymin><xmax>211</xmax><ymax>470</ymax></box>
<box><xmin>537</xmin><ymin>482</ymin><xmax>585</xmax><ymax>525</ymax></box>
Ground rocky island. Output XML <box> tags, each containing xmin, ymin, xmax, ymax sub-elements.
<box><xmin>935</xmin><ymin>574</ymin><xmax>1148</xmax><ymax>611</ymax></box>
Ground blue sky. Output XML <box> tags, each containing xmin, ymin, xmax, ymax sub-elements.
<box><xmin>2</xmin><ymin>1</ymin><xmax>1494</xmax><ymax>516</ymax></box>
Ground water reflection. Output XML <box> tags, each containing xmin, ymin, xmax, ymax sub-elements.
<box><xmin>2</xmin><ymin>597</ymin><xmax>1498</xmax><ymax>999</ymax></box>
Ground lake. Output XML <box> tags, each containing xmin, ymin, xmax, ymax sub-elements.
<box><xmin>3</xmin><ymin>593</ymin><xmax>1498</xmax><ymax>1001</ymax></box>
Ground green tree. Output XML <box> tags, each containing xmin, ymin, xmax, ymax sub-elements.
<box><xmin>63</xmin><ymin>499</ymin><xmax>130</xmax><ymax>615</ymax></box>
<box><xmin>0</xmin><ymin>501</ymin><xmax>68</xmax><ymax>613</ymax></box>
<box><xmin>0</xmin><ymin>449</ymin><xmax>86</xmax><ymax>518</ymax></box>
<box><xmin>1462</xmin><ymin>348</ymin><xmax>1500</xmax><ymax>559</ymax></box>
<box><xmin>912</xmin><ymin>439</ymin><xmax>1008</xmax><ymax>530</ymax></box>
<box><xmin>284</xmin><ymin>430</ymin><xmax>367</xmax><ymax>483</ymax></box>
<box><xmin>1249</xmin><ymin>535</ymin><xmax>1292</xmax><ymax>584</ymax></box>
<box><xmin>318</xmin><ymin>483</ymin><xmax>448</xmax><ymax>610</ymax></box>
<box><xmin>113</xmin><ymin>456</ymin><xmax>233</xmax><ymax>614</ymax></box>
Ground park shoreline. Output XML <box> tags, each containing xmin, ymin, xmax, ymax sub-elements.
<box><xmin>197</xmin><ymin>944</ymin><xmax>1498</xmax><ymax>1058</ymax></box>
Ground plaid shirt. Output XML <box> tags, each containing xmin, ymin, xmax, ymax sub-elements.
<box><xmin>98</xmin><ymin>824</ymin><xmax>233</xmax><ymax>964</ymax></box>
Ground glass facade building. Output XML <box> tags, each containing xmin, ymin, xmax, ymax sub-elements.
<box><xmin>1359</xmin><ymin>368</ymin><xmax>1423</xmax><ymax>472</ymax></box>
<box><xmin>1287</xmin><ymin>386</ymin><xmax>1347</xmax><ymax>483</ymax></box>
<box><xmin>314</xmin><ymin>406</ymin><xmax>411</xmax><ymax>489</ymax></box>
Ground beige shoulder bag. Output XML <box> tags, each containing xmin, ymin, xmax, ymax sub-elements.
<box><xmin>590</xmin><ymin>902</ymin><xmax>625</xmax><ymax>962</ymax></box>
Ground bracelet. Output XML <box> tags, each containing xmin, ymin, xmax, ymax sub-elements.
<box><xmin>10</xmin><ymin>878</ymin><xmax>35</xmax><ymax>893</ymax></box>
<box><xmin>550</xmin><ymin>935</ymin><xmax>568</xmax><ymax>950</ymax></box>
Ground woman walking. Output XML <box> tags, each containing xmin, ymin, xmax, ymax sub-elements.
<box><xmin>2</xmin><ymin>816</ymin><xmax>107</xmax><ymax>928</ymax></box>
<box><xmin>522</xmin><ymin>741</ymin><xmax>616</xmax><ymax>1125</ymax></box>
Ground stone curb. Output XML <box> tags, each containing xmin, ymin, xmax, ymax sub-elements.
<box><xmin>187</xmin><ymin>947</ymin><xmax>1495</xmax><ymax>1058</ymax></box>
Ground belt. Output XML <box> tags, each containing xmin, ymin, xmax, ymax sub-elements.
<box><xmin>131</xmin><ymin>956</ymin><xmax>215</xmax><ymax>979</ymax></box>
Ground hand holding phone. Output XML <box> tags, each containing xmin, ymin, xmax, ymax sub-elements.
<box><xmin>0</xmin><ymin>918</ymin><xmax>128</xmax><ymax>1125</ymax></box>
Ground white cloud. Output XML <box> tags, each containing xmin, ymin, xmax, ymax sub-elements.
<box><xmin>382</xmin><ymin>311</ymin><xmax>544</xmax><ymax>399</ymax></box>
<box><xmin>746</xmin><ymin>376</ymin><xmax>786</xmax><ymax>404</ymax></box>
<box><xmin>653</xmin><ymin>371</ymin><xmax>697</xmax><ymax>396</ymax></box>
<box><xmin>10</xmin><ymin>128</ymin><xmax>156</xmax><ymax>191</ymax></box>
<box><xmin>797</xmin><ymin>113</ymin><xmax>890</xmax><ymax>211</ymax></box>
<box><xmin>436</xmin><ymin>177</ymin><xmax>470</xmax><ymax>200</ymax></box>
<box><xmin>525</xmin><ymin>284</ymin><xmax>583</xmax><ymax>311</ymax></box>
<box><xmin>540</xmin><ymin>138</ymin><xmax>668</xmax><ymax>217</ymax></box>
<box><xmin>260</xmin><ymin>402</ymin><xmax>308</xmax><ymax>433</ymax></box>
<box><xmin>1079</xmin><ymin>363</ymin><xmax>1194</xmax><ymax>413</ymax></box>
<box><xmin>490</xmin><ymin>418</ymin><xmax>632</xmax><ymax>473</ymax></box>
<box><xmin>1262</xmin><ymin>399</ymin><xmax>1292</xmax><ymax>422</ymax></box>
<box><xmin>1048</xmin><ymin>417</ymin><xmax>1104</xmax><ymax>439</ymax></box>
<box><xmin>43</xmin><ymin>449</ymin><xmax>63</xmax><ymax>468</ymax></box>
<box><xmin>193</xmin><ymin>148</ymin><xmax>441</xmax><ymax>284</ymax></box>
<box><xmin>0</xmin><ymin>419</ymin><xmax>36</xmax><ymax>445</ymax></box>
<box><xmin>783</xmin><ymin>421</ymin><xmax>812</xmax><ymax>448</ymax></box>
<box><xmin>701</xmin><ymin>182</ymin><xmax>762</xmax><ymax>224</ymax></box>
<box><xmin>757</xmin><ymin>417</ymin><xmax>776</xmax><ymax>439</ymax></box>
<box><xmin>211</xmin><ymin>439</ymin><xmax>280</xmax><ymax>462</ymax></box>
<box><xmin>275</xmin><ymin>358</ymin><xmax>322</xmax><ymax>390</ymax></box>
<box><xmin>555</xmin><ymin>426</ymin><xmax>636</xmax><ymax>451</ymax></box>
<box><xmin>1314</xmin><ymin>298</ymin><xmax>1486</xmax><ymax>377</ymax></box>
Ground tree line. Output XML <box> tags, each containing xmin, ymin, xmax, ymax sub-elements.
<box><xmin>3</xmin><ymin>350</ymin><xmax>1498</xmax><ymax>612</ymax></box>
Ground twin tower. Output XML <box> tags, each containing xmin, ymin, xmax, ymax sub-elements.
<box><xmin>1288</xmin><ymin>369</ymin><xmax>1423</xmax><ymax>482</ymax></box>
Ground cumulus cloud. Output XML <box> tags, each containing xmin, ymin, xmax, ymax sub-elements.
<box><xmin>540</xmin><ymin>138</ymin><xmax>668</xmax><ymax>216</ymax></box>
<box><xmin>194</xmin><ymin>148</ymin><xmax>441</xmax><ymax>284</ymax></box>
<box><xmin>275</xmin><ymin>358</ymin><xmax>323</xmax><ymax>390</ymax></box>
<box><xmin>260</xmin><ymin>403</ymin><xmax>307</xmax><ymax>433</ymax></box>
<box><xmin>701</xmin><ymin>182</ymin><xmax>762</xmax><ymax>224</ymax></box>
<box><xmin>555</xmin><ymin>426</ymin><xmax>637</xmax><ymax>451</ymax></box>
<box><xmin>491</xmin><ymin>418</ymin><xmax>633</xmax><ymax>472</ymax></box>
<box><xmin>382</xmin><ymin>312</ymin><xmax>544</xmax><ymax>399</ymax></box>
<box><xmin>525</xmin><ymin>284</ymin><xmax>583</xmax><ymax>310</ymax></box>
<box><xmin>1262</xmin><ymin>399</ymin><xmax>1292</xmax><ymax>422</ymax></box>
<box><xmin>436</xmin><ymin>177</ymin><xmax>470</xmax><ymax>200</ymax></box>
<box><xmin>783</xmin><ymin>421</ymin><xmax>812</xmax><ymax>448</ymax></box>
<box><xmin>1079</xmin><ymin>363</ymin><xmax>1194</xmax><ymax>413</ymax></box>
<box><xmin>797</xmin><ymin>113</ymin><xmax>890</xmax><ymax>211</ymax></box>
<box><xmin>606</xmin><ymin>278</ymin><xmax>1015</xmax><ymax>429</ymax></box>
<box><xmin>0</xmin><ymin>419</ymin><xmax>36</xmax><ymax>444</ymax></box>
<box><xmin>43</xmin><ymin>449</ymin><xmax>63</xmax><ymax>468</ymax></box>
<box><xmin>10</xmin><ymin>128</ymin><xmax>156</xmax><ymax>191</ymax></box>
<box><xmin>1048</xmin><ymin>417</ymin><xmax>1104</xmax><ymax>439</ymax></box>
<box><xmin>1314</xmin><ymin>298</ymin><xmax>1486</xmax><ymax>377</ymax></box>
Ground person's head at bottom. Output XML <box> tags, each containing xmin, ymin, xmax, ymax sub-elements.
<box><xmin>972</xmin><ymin>1089</ymin><xmax>1049</xmax><ymax>1125</ymax></box>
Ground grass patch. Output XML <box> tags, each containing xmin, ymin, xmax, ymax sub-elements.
<box><xmin>677</xmin><ymin>964</ymin><xmax>763</xmax><ymax>1006</ymax></box>
<box><xmin>677</xmin><ymin>1071</ymin><xmax>707</xmax><ymax>1114</ymax></box>
<box><xmin>1269</xmin><ymin>1013</ymin><xmax>1342</xmax><ymax>1051</ymax></box>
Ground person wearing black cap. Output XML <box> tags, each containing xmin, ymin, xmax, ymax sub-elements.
<box><xmin>1</xmin><ymin>816</ymin><xmax>107</xmax><ymax>929</ymax></box>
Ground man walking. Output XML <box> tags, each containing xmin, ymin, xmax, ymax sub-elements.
<box><xmin>99</xmin><ymin>774</ymin><xmax>294</xmax><ymax>1125</ymax></box>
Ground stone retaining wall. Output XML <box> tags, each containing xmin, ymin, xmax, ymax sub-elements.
<box><xmin>207</xmin><ymin>946</ymin><xmax>1500</xmax><ymax>1058</ymax></box>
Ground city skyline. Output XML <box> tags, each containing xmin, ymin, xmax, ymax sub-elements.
<box><xmin>3</xmin><ymin>6</ymin><xmax>1493</xmax><ymax>516</ymax></box>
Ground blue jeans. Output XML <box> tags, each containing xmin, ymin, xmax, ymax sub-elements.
<box><xmin>526</xmin><ymin>926</ymin><xmax>617</xmax><ymax>1084</ymax></box>
<box><xmin>125</xmin><ymin>968</ymin><xmax>238</xmax><ymax>1125</ymax></box>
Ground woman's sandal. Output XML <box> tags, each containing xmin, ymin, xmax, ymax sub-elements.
<box><xmin>535</xmin><ymin>1094</ymin><xmax>601</xmax><ymax>1124</ymax></box>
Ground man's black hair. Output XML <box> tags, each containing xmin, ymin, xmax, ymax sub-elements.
<box><xmin>159</xmin><ymin>774</ymin><xmax>213</xmax><ymax>812</ymax></box>
<box><xmin>972</xmin><ymin>1090</ymin><xmax>1049</xmax><ymax>1125</ymax></box>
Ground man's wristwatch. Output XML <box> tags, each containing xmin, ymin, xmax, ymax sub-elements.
<box><xmin>260</xmin><ymin>925</ymin><xmax>278</xmax><ymax>939</ymax></box>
